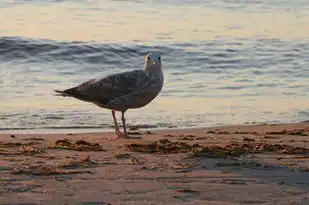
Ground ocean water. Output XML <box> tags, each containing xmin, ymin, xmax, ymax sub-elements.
<box><xmin>0</xmin><ymin>0</ymin><xmax>309</xmax><ymax>133</ymax></box>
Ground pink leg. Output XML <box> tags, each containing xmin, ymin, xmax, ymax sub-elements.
<box><xmin>119</xmin><ymin>111</ymin><xmax>140</xmax><ymax>139</ymax></box>
<box><xmin>121</xmin><ymin>111</ymin><xmax>128</xmax><ymax>137</ymax></box>
<box><xmin>111</xmin><ymin>110</ymin><xmax>140</xmax><ymax>139</ymax></box>
<box><xmin>111</xmin><ymin>110</ymin><xmax>130</xmax><ymax>138</ymax></box>
<box><xmin>111</xmin><ymin>110</ymin><xmax>121</xmax><ymax>138</ymax></box>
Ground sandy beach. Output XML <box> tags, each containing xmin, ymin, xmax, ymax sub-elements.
<box><xmin>1</xmin><ymin>122</ymin><xmax>309</xmax><ymax>205</ymax></box>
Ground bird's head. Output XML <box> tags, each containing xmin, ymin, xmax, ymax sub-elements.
<box><xmin>144</xmin><ymin>53</ymin><xmax>162</xmax><ymax>71</ymax></box>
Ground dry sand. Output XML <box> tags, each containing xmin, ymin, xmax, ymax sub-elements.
<box><xmin>1</xmin><ymin>123</ymin><xmax>309</xmax><ymax>205</ymax></box>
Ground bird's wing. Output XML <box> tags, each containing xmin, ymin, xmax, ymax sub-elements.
<box><xmin>62</xmin><ymin>70</ymin><xmax>150</xmax><ymax>105</ymax></box>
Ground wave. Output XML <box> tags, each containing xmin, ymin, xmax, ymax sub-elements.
<box><xmin>1</xmin><ymin>36</ymin><xmax>307</xmax><ymax>71</ymax></box>
<box><xmin>0</xmin><ymin>37</ymin><xmax>174</xmax><ymax>64</ymax></box>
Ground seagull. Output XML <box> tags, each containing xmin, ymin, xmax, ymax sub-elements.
<box><xmin>54</xmin><ymin>53</ymin><xmax>164</xmax><ymax>139</ymax></box>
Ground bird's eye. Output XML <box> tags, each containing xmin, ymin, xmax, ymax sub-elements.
<box><xmin>158</xmin><ymin>57</ymin><xmax>161</xmax><ymax>61</ymax></box>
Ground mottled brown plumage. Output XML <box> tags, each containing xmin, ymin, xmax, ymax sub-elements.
<box><xmin>54</xmin><ymin>53</ymin><xmax>163</xmax><ymax>138</ymax></box>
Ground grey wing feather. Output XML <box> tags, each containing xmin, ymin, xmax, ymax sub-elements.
<box><xmin>66</xmin><ymin>70</ymin><xmax>150</xmax><ymax>105</ymax></box>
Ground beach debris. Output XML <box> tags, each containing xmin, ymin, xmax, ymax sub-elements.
<box><xmin>171</xmin><ymin>163</ymin><xmax>193</xmax><ymax>172</ymax></box>
<box><xmin>80</xmin><ymin>202</ymin><xmax>111</xmax><ymax>205</ymax></box>
<box><xmin>59</xmin><ymin>160</ymin><xmax>98</xmax><ymax>170</ymax></box>
<box><xmin>11</xmin><ymin>163</ymin><xmax>92</xmax><ymax>176</ymax></box>
<box><xmin>177</xmin><ymin>189</ymin><xmax>199</xmax><ymax>193</ymax></box>
<box><xmin>264</xmin><ymin>135</ymin><xmax>279</xmax><ymax>139</ymax></box>
<box><xmin>296</xmin><ymin>166</ymin><xmax>309</xmax><ymax>172</ymax></box>
<box><xmin>0</xmin><ymin>141</ymin><xmax>39</xmax><ymax>148</ymax></box>
<box><xmin>128</xmin><ymin>124</ymin><xmax>158</xmax><ymax>131</ymax></box>
<box><xmin>129</xmin><ymin>126</ymin><xmax>139</xmax><ymax>131</ymax></box>
<box><xmin>128</xmin><ymin>131</ymin><xmax>143</xmax><ymax>135</ymax></box>
<box><xmin>0</xmin><ymin>144</ymin><xmax>45</xmax><ymax>156</ymax></box>
<box><xmin>218</xmin><ymin>131</ymin><xmax>231</xmax><ymax>134</ymax></box>
<box><xmin>114</xmin><ymin>153</ymin><xmax>131</xmax><ymax>159</ymax></box>
<box><xmin>127</xmin><ymin>131</ymin><xmax>153</xmax><ymax>135</ymax></box>
<box><xmin>205</xmin><ymin>130</ymin><xmax>232</xmax><ymax>134</ymax></box>
<box><xmin>215</xmin><ymin>161</ymin><xmax>265</xmax><ymax>169</ymax></box>
<box><xmin>179</xmin><ymin>134</ymin><xmax>206</xmax><ymax>140</ymax></box>
<box><xmin>142</xmin><ymin>166</ymin><xmax>158</xmax><ymax>171</ymax></box>
<box><xmin>125</xmin><ymin>139</ymin><xmax>195</xmax><ymax>154</ymax></box>
<box><xmin>262</xmin><ymin>144</ymin><xmax>309</xmax><ymax>154</ymax></box>
<box><xmin>126</xmin><ymin>138</ymin><xmax>309</xmax><ymax>158</ymax></box>
<box><xmin>192</xmin><ymin>145</ymin><xmax>248</xmax><ymax>158</ymax></box>
<box><xmin>266</xmin><ymin>130</ymin><xmax>288</xmax><ymax>135</ymax></box>
<box><xmin>82</xmin><ymin>156</ymin><xmax>91</xmax><ymax>162</ymax></box>
<box><xmin>220</xmin><ymin>179</ymin><xmax>247</xmax><ymax>185</ymax></box>
<box><xmin>19</xmin><ymin>145</ymin><xmax>46</xmax><ymax>156</ymax></box>
<box><xmin>49</xmin><ymin>139</ymin><xmax>105</xmax><ymax>151</ymax></box>
<box><xmin>266</xmin><ymin>129</ymin><xmax>308</xmax><ymax>136</ymax></box>
<box><xmin>131</xmin><ymin>157</ymin><xmax>142</xmax><ymax>164</ymax></box>
<box><xmin>234</xmin><ymin>131</ymin><xmax>259</xmax><ymax>135</ymax></box>
<box><xmin>145</xmin><ymin>131</ymin><xmax>154</xmax><ymax>134</ymax></box>
<box><xmin>164</xmin><ymin>134</ymin><xmax>175</xmax><ymax>137</ymax></box>
<box><xmin>242</xmin><ymin>137</ymin><xmax>255</xmax><ymax>142</ymax></box>
<box><xmin>21</xmin><ymin>137</ymin><xmax>45</xmax><ymax>141</ymax></box>
<box><xmin>193</xmin><ymin>142</ymin><xmax>309</xmax><ymax>158</ymax></box>
<box><xmin>163</xmin><ymin>134</ymin><xmax>205</xmax><ymax>140</ymax></box>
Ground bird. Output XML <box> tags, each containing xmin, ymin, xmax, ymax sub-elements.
<box><xmin>54</xmin><ymin>53</ymin><xmax>164</xmax><ymax>139</ymax></box>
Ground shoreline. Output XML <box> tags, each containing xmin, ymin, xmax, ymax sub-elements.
<box><xmin>1</xmin><ymin>122</ymin><xmax>309</xmax><ymax>204</ymax></box>
<box><xmin>1</xmin><ymin>121</ymin><xmax>308</xmax><ymax>135</ymax></box>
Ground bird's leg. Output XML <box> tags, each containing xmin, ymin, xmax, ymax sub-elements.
<box><xmin>111</xmin><ymin>110</ymin><xmax>121</xmax><ymax>137</ymax></box>
<box><xmin>111</xmin><ymin>110</ymin><xmax>140</xmax><ymax>139</ymax></box>
<box><xmin>121</xmin><ymin>111</ymin><xmax>128</xmax><ymax>137</ymax></box>
<box><xmin>111</xmin><ymin>110</ymin><xmax>129</xmax><ymax>138</ymax></box>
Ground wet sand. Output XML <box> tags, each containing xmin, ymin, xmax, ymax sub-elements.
<box><xmin>1</xmin><ymin>123</ymin><xmax>309</xmax><ymax>205</ymax></box>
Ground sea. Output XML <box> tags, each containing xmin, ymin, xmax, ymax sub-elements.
<box><xmin>0</xmin><ymin>0</ymin><xmax>309</xmax><ymax>133</ymax></box>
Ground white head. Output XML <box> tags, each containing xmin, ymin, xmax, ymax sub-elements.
<box><xmin>144</xmin><ymin>53</ymin><xmax>162</xmax><ymax>71</ymax></box>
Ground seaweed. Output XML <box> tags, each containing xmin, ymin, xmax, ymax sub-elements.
<box><xmin>127</xmin><ymin>131</ymin><xmax>153</xmax><ymax>135</ymax></box>
<box><xmin>128</xmin><ymin>131</ymin><xmax>142</xmax><ymax>135</ymax></box>
<box><xmin>0</xmin><ymin>141</ymin><xmax>39</xmax><ymax>148</ymax></box>
<box><xmin>49</xmin><ymin>139</ymin><xmax>105</xmax><ymax>152</ymax></box>
<box><xmin>234</xmin><ymin>131</ymin><xmax>259</xmax><ymax>135</ymax></box>
<box><xmin>193</xmin><ymin>145</ymin><xmax>248</xmax><ymax>158</ymax></box>
<box><xmin>0</xmin><ymin>145</ymin><xmax>45</xmax><ymax>156</ymax></box>
<box><xmin>128</xmin><ymin>124</ymin><xmax>158</xmax><ymax>131</ymax></box>
<box><xmin>114</xmin><ymin>153</ymin><xmax>131</xmax><ymax>159</ymax></box>
<box><xmin>11</xmin><ymin>164</ymin><xmax>92</xmax><ymax>176</ymax></box>
<box><xmin>218</xmin><ymin>131</ymin><xmax>231</xmax><ymax>134</ymax></box>
<box><xmin>19</xmin><ymin>145</ymin><xmax>46</xmax><ymax>156</ymax></box>
<box><xmin>126</xmin><ymin>138</ymin><xmax>309</xmax><ymax>159</ymax></box>
<box><xmin>266</xmin><ymin>129</ymin><xmax>308</xmax><ymax>136</ymax></box>
<box><xmin>193</xmin><ymin>142</ymin><xmax>309</xmax><ymax>158</ymax></box>
<box><xmin>179</xmin><ymin>135</ymin><xmax>206</xmax><ymax>140</ymax></box>
<box><xmin>126</xmin><ymin>139</ymin><xmax>195</xmax><ymax>154</ymax></box>
<box><xmin>22</xmin><ymin>137</ymin><xmax>45</xmax><ymax>141</ymax></box>
<box><xmin>59</xmin><ymin>160</ymin><xmax>98</xmax><ymax>170</ymax></box>
<box><xmin>266</xmin><ymin>130</ymin><xmax>288</xmax><ymax>135</ymax></box>
<box><xmin>177</xmin><ymin>189</ymin><xmax>199</xmax><ymax>193</ymax></box>
<box><xmin>242</xmin><ymin>137</ymin><xmax>255</xmax><ymax>142</ymax></box>
<box><xmin>131</xmin><ymin>157</ymin><xmax>142</xmax><ymax>164</ymax></box>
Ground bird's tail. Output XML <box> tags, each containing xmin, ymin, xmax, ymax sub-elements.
<box><xmin>54</xmin><ymin>89</ymin><xmax>72</xmax><ymax>97</ymax></box>
<box><xmin>54</xmin><ymin>87</ymin><xmax>81</xmax><ymax>98</ymax></box>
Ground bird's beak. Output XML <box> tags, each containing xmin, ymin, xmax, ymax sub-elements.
<box><xmin>152</xmin><ymin>61</ymin><xmax>156</xmax><ymax>68</ymax></box>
